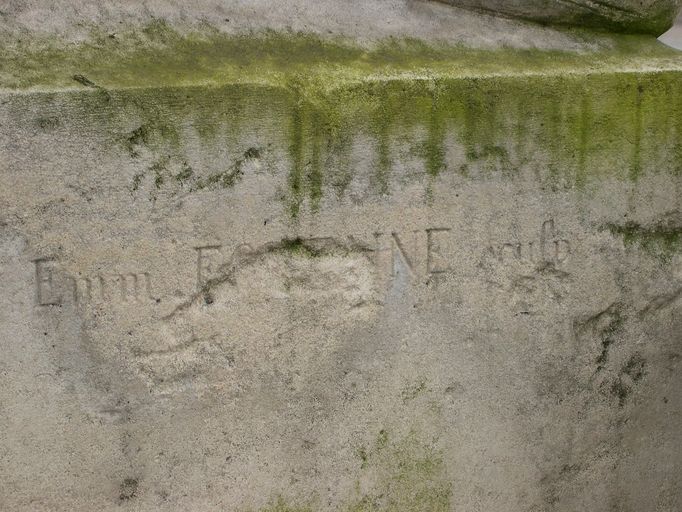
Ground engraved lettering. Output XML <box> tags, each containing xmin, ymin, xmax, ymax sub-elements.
<box><xmin>540</xmin><ymin>219</ymin><xmax>554</xmax><ymax>261</ymax></box>
<box><xmin>33</xmin><ymin>259</ymin><xmax>155</xmax><ymax>307</ymax></box>
<box><xmin>491</xmin><ymin>219</ymin><xmax>572</xmax><ymax>266</ymax></box>
<box><xmin>374</xmin><ymin>231</ymin><xmax>419</xmax><ymax>285</ymax></box>
<box><xmin>119</xmin><ymin>272</ymin><xmax>154</xmax><ymax>302</ymax></box>
<box><xmin>196</xmin><ymin>245</ymin><xmax>222</xmax><ymax>289</ymax></box>
<box><xmin>30</xmin><ymin>219</ymin><xmax>574</xmax><ymax>311</ymax></box>
<box><xmin>527</xmin><ymin>241</ymin><xmax>539</xmax><ymax>263</ymax></box>
<box><xmin>66</xmin><ymin>275</ymin><xmax>93</xmax><ymax>304</ymax></box>
<box><xmin>426</xmin><ymin>228</ymin><xmax>451</xmax><ymax>274</ymax></box>
<box><xmin>33</xmin><ymin>258</ymin><xmax>60</xmax><ymax>306</ymax></box>
<box><xmin>389</xmin><ymin>231</ymin><xmax>418</xmax><ymax>276</ymax></box>
<box><xmin>555</xmin><ymin>239</ymin><xmax>571</xmax><ymax>263</ymax></box>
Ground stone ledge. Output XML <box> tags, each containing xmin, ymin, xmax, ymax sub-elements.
<box><xmin>2</xmin><ymin>24</ymin><xmax>682</xmax><ymax>92</ymax></box>
<box><xmin>3</xmin><ymin>60</ymin><xmax>681</xmax><ymax>218</ymax></box>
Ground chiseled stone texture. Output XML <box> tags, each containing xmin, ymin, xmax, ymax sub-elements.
<box><xmin>0</xmin><ymin>2</ymin><xmax>681</xmax><ymax>512</ymax></box>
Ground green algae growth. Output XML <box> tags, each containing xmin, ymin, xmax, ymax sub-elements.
<box><xmin>2</xmin><ymin>23</ymin><xmax>682</xmax><ymax>215</ymax></box>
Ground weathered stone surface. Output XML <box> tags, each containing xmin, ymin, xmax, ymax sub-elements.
<box><xmin>438</xmin><ymin>0</ymin><xmax>681</xmax><ymax>35</ymax></box>
<box><xmin>1</xmin><ymin>2</ymin><xmax>681</xmax><ymax>512</ymax></box>
<box><xmin>660</xmin><ymin>12</ymin><xmax>682</xmax><ymax>47</ymax></box>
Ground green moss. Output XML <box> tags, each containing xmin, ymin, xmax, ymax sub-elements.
<box><xmin>417</xmin><ymin>87</ymin><xmax>447</xmax><ymax>178</ymax></box>
<box><xmin>576</xmin><ymin>93</ymin><xmax>591</xmax><ymax>187</ymax></box>
<box><xmin>607</xmin><ymin>221</ymin><xmax>682</xmax><ymax>262</ymax></box>
<box><xmin>3</xmin><ymin>21</ymin><xmax>681</xmax><ymax>92</ymax></box>
<box><xmin>278</xmin><ymin>238</ymin><xmax>323</xmax><ymax>258</ymax></box>
<box><xmin>3</xmin><ymin>25</ymin><xmax>681</xmax><ymax>216</ymax></box>
<box><xmin>174</xmin><ymin>162</ymin><xmax>194</xmax><ymax>183</ymax></box>
<box><xmin>123</xmin><ymin>116</ymin><xmax>181</xmax><ymax>158</ymax></box>
<box><xmin>247</xmin><ymin>430</ymin><xmax>449</xmax><ymax>511</ymax></box>
<box><xmin>255</xmin><ymin>498</ymin><xmax>312</xmax><ymax>512</ymax></box>
<box><xmin>347</xmin><ymin>430</ymin><xmax>451</xmax><ymax>512</ymax></box>
<box><xmin>288</xmin><ymin>103</ymin><xmax>307</xmax><ymax>217</ymax></box>
<box><xmin>308</xmin><ymin>110</ymin><xmax>325</xmax><ymax>212</ymax></box>
<box><xmin>631</xmin><ymin>82</ymin><xmax>644</xmax><ymax>181</ymax></box>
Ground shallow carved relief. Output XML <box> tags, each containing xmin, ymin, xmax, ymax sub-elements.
<box><xmin>33</xmin><ymin>258</ymin><xmax>155</xmax><ymax>306</ymax></box>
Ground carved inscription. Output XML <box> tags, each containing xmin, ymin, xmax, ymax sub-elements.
<box><xmin>427</xmin><ymin>228</ymin><xmax>452</xmax><ymax>274</ymax></box>
<box><xmin>33</xmin><ymin>219</ymin><xmax>574</xmax><ymax>306</ymax></box>
<box><xmin>373</xmin><ymin>228</ymin><xmax>452</xmax><ymax>282</ymax></box>
<box><xmin>34</xmin><ymin>258</ymin><xmax>60</xmax><ymax>306</ymax></box>
<box><xmin>33</xmin><ymin>258</ymin><xmax>154</xmax><ymax>306</ymax></box>
<box><xmin>196</xmin><ymin>245</ymin><xmax>222</xmax><ymax>288</ymax></box>
<box><xmin>488</xmin><ymin>219</ymin><xmax>571</xmax><ymax>265</ymax></box>
<box><xmin>194</xmin><ymin>229</ymin><xmax>454</xmax><ymax>293</ymax></box>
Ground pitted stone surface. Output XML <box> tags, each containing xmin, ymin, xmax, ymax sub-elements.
<box><xmin>0</xmin><ymin>2</ymin><xmax>681</xmax><ymax>512</ymax></box>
